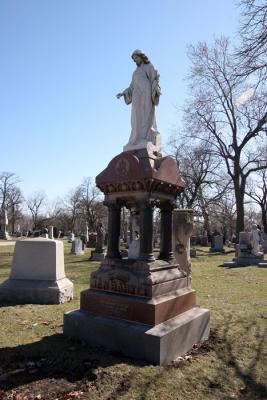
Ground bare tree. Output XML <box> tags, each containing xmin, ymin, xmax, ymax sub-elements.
<box><xmin>64</xmin><ymin>186</ymin><xmax>83</xmax><ymax>232</ymax></box>
<box><xmin>185</xmin><ymin>37</ymin><xmax>267</xmax><ymax>236</ymax></box>
<box><xmin>246</xmin><ymin>169</ymin><xmax>267</xmax><ymax>233</ymax></box>
<box><xmin>0</xmin><ymin>172</ymin><xmax>21</xmax><ymax>210</ymax></box>
<box><xmin>168</xmin><ymin>137</ymin><xmax>231</xmax><ymax>235</ymax></box>
<box><xmin>79</xmin><ymin>177</ymin><xmax>106</xmax><ymax>231</ymax></box>
<box><xmin>209</xmin><ymin>193</ymin><xmax>237</xmax><ymax>240</ymax></box>
<box><xmin>237</xmin><ymin>0</ymin><xmax>267</xmax><ymax>78</ymax></box>
<box><xmin>8</xmin><ymin>186</ymin><xmax>23</xmax><ymax>233</ymax></box>
<box><xmin>26</xmin><ymin>190</ymin><xmax>47</xmax><ymax>230</ymax></box>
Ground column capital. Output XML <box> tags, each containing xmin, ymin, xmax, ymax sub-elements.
<box><xmin>159</xmin><ymin>201</ymin><xmax>176</xmax><ymax>212</ymax></box>
<box><xmin>103</xmin><ymin>200</ymin><xmax>121</xmax><ymax>210</ymax></box>
<box><xmin>138</xmin><ymin>198</ymin><xmax>156</xmax><ymax>211</ymax></box>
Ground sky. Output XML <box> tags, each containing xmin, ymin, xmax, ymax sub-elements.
<box><xmin>0</xmin><ymin>0</ymin><xmax>241</xmax><ymax>202</ymax></box>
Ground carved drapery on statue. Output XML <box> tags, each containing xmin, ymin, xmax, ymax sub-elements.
<box><xmin>123</xmin><ymin>63</ymin><xmax>160</xmax><ymax>147</ymax></box>
<box><xmin>117</xmin><ymin>50</ymin><xmax>161</xmax><ymax>153</ymax></box>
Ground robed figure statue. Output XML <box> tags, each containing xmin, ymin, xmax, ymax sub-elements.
<box><xmin>117</xmin><ymin>50</ymin><xmax>161</xmax><ymax>152</ymax></box>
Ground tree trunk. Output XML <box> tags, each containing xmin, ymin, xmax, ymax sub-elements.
<box><xmin>203</xmin><ymin>210</ymin><xmax>211</xmax><ymax>237</ymax></box>
<box><xmin>11</xmin><ymin>205</ymin><xmax>15</xmax><ymax>234</ymax></box>
<box><xmin>261</xmin><ymin>206</ymin><xmax>267</xmax><ymax>234</ymax></box>
<box><xmin>234</xmin><ymin>177</ymin><xmax>245</xmax><ymax>238</ymax></box>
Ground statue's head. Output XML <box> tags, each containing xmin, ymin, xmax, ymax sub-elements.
<box><xmin>131</xmin><ymin>49</ymin><xmax>150</xmax><ymax>65</ymax></box>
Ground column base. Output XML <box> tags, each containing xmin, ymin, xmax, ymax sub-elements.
<box><xmin>64</xmin><ymin>307</ymin><xmax>210</xmax><ymax>365</ymax></box>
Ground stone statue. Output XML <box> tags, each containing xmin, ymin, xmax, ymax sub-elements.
<box><xmin>116</xmin><ymin>49</ymin><xmax>161</xmax><ymax>153</ymax></box>
<box><xmin>250</xmin><ymin>224</ymin><xmax>263</xmax><ymax>256</ymax></box>
<box><xmin>0</xmin><ymin>208</ymin><xmax>10</xmax><ymax>240</ymax></box>
<box><xmin>128</xmin><ymin>212</ymin><xmax>140</xmax><ymax>259</ymax></box>
<box><xmin>128</xmin><ymin>230</ymin><xmax>140</xmax><ymax>259</ymax></box>
<box><xmin>96</xmin><ymin>222</ymin><xmax>104</xmax><ymax>253</ymax></box>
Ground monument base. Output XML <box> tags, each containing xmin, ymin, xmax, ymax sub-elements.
<box><xmin>123</xmin><ymin>137</ymin><xmax>161</xmax><ymax>156</ymax></box>
<box><xmin>64</xmin><ymin>307</ymin><xmax>210</xmax><ymax>365</ymax></box>
<box><xmin>224</xmin><ymin>254</ymin><xmax>266</xmax><ymax>267</ymax></box>
<box><xmin>190</xmin><ymin>248</ymin><xmax>197</xmax><ymax>258</ymax></box>
<box><xmin>80</xmin><ymin>287</ymin><xmax>196</xmax><ymax>326</ymax></box>
<box><xmin>71</xmin><ymin>250</ymin><xmax>84</xmax><ymax>255</ymax></box>
<box><xmin>209</xmin><ymin>248</ymin><xmax>225</xmax><ymax>253</ymax></box>
<box><xmin>90</xmin><ymin>251</ymin><xmax>105</xmax><ymax>261</ymax></box>
<box><xmin>0</xmin><ymin>277</ymin><xmax>73</xmax><ymax>304</ymax></box>
<box><xmin>258</xmin><ymin>262</ymin><xmax>267</xmax><ymax>268</ymax></box>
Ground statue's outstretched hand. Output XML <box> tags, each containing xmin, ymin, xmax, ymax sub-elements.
<box><xmin>116</xmin><ymin>93</ymin><xmax>123</xmax><ymax>99</ymax></box>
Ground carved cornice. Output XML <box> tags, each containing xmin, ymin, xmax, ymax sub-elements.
<box><xmin>97</xmin><ymin>178</ymin><xmax>183</xmax><ymax>197</ymax></box>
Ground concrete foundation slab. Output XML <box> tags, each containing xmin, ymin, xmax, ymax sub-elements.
<box><xmin>64</xmin><ymin>307</ymin><xmax>210</xmax><ymax>365</ymax></box>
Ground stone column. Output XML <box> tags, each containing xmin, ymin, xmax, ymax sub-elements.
<box><xmin>139</xmin><ymin>200</ymin><xmax>155</xmax><ymax>261</ymax></box>
<box><xmin>159</xmin><ymin>202</ymin><xmax>175</xmax><ymax>261</ymax></box>
<box><xmin>105</xmin><ymin>202</ymin><xmax>121</xmax><ymax>259</ymax></box>
<box><xmin>173</xmin><ymin>209</ymin><xmax>194</xmax><ymax>286</ymax></box>
<box><xmin>48</xmin><ymin>226</ymin><xmax>54</xmax><ymax>239</ymax></box>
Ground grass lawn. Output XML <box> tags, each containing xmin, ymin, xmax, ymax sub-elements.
<box><xmin>0</xmin><ymin>242</ymin><xmax>266</xmax><ymax>400</ymax></box>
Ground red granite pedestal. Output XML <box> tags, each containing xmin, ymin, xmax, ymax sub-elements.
<box><xmin>64</xmin><ymin>149</ymin><xmax>210</xmax><ymax>364</ymax></box>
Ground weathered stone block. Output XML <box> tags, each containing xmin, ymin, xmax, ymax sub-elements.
<box><xmin>0</xmin><ymin>238</ymin><xmax>73</xmax><ymax>304</ymax></box>
<box><xmin>64</xmin><ymin>307</ymin><xmax>210</xmax><ymax>365</ymax></box>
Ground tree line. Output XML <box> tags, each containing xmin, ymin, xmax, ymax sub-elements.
<box><xmin>0</xmin><ymin>173</ymin><xmax>107</xmax><ymax>235</ymax></box>
<box><xmin>168</xmin><ymin>0</ymin><xmax>267</xmax><ymax>237</ymax></box>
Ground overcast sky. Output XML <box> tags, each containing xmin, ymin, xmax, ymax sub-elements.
<box><xmin>0</xmin><ymin>0</ymin><xmax>240</xmax><ymax>201</ymax></box>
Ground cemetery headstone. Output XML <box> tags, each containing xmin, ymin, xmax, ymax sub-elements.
<box><xmin>173</xmin><ymin>209</ymin><xmax>194</xmax><ymax>286</ymax></box>
<box><xmin>0</xmin><ymin>238</ymin><xmax>73</xmax><ymax>303</ymax></box>
<box><xmin>71</xmin><ymin>239</ymin><xmax>84</xmax><ymax>255</ymax></box>
<box><xmin>210</xmin><ymin>231</ymin><xmax>224</xmax><ymax>252</ymax></box>
<box><xmin>86</xmin><ymin>232</ymin><xmax>97</xmax><ymax>248</ymax></box>
<box><xmin>224</xmin><ymin>230</ymin><xmax>267</xmax><ymax>267</ymax></box>
<box><xmin>190</xmin><ymin>235</ymin><xmax>197</xmax><ymax>246</ymax></box>
<box><xmin>68</xmin><ymin>232</ymin><xmax>75</xmax><ymax>243</ymax></box>
<box><xmin>262</xmin><ymin>233</ymin><xmax>267</xmax><ymax>254</ymax></box>
<box><xmin>190</xmin><ymin>248</ymin><xmax>197</xmax><ymax>258</ymax></box>
<box><xmin>200</xmin><ymin>235</ymin><xmax>209</xmax><ymax>246</ymax></box>
<box><xmin>48</xmin><ymin>225</ymin><xmax>54</xmax><ymax>239</ymax></box>
<box><xmin>90</xmin><ymin>223</ymin><xmax>105</xmax><ymax>261</ymax></box>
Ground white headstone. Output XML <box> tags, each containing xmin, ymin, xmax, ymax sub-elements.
<box><xmin>71</xmin><ymin>239</ymin><xmax>84</xmax><ymax>255</ymax></box>
<box><xmin>48</xmin><ymin>225</ymin><xmax>54</xmax><ymax>239</ymax></box>
<box><xmin>0</xmin><ymin>238</ymin><xmax>73</xmax><ymax>304</ymax></box>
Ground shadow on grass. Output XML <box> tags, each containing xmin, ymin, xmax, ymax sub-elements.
<box><xmin>0</xmin><ymin>320</ymin><xmax>266</xmax><ymax>399</ymax></box>
<box><xmin>66</xmin><ymin>259</ymin><xmax>95</xmax><ymax>264</ymax></box>
<box><xmin>0</xmin><ymin>333</ymin><xmax>147</xmax><ymax>398</ymax></box>
<box><xmin>193</xmin><ymin>249</ymin><xmax>235</xmax><ymax>261</ymax></box>
<box><xmin>213</xmin><ymin>318</ymin><xmax>267</xmax><ymax>400</ymax></box>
